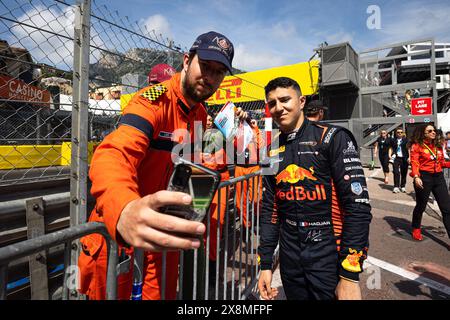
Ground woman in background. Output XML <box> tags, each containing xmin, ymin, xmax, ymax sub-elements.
<box><xmin>409</xmin><ymin>124</ymin><xmax>450</xmax><ymax>241</ymax></box>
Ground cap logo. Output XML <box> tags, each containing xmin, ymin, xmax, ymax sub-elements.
<box><xmin>164</xmin><ymin>68</ymin><xmax>175</xmax><ymax>76</ymax></box>
<box><xmin>214</xmin><ymin>36</ymin><xmax>230</xmax><ymax>50</ymax></box>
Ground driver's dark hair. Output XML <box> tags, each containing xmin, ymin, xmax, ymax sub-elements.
<box><xmin>265</xmin><ymin>77</ymin><xmax>302</xmax><ymax>98</ymax></box>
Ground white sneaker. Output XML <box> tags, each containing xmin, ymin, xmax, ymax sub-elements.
<box><xmin>401</xmin><ymin>187</ymin><xmax>407</xmax><ymax>193</ymax></box>
<box><xmin>393</xmin><ymin>187</ymin><xmax>400</xmax><ymax>193</ymax></box>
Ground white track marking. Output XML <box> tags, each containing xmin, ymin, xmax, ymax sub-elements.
<box><xmin>389</xmin><ymin>200</ymin><xmax>417</xmax><ymax>206</ymax></box>
<box><xmin>365</xmin><ymin>256</ymin><xmax>450</xmax><ymax>296</ymax></box>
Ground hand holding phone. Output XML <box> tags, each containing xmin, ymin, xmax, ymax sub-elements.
<box><xmin>161</xmin><ymin>158</ymin><xmax>221</xmax><ymax>222</ymax></box>
<box><xmin>161</xmin><ymin>163</ymin><xmax>199</xmax><ymax>220</ymax></box>
<box><xmin>116</xmin><ymin>191</ymin><xmax>205</xmax><ymax>251</ymax></box>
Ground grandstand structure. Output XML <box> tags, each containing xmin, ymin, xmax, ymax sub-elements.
<box><xmin>316</xmin><ymin>39</ymin><xmax>450</xmax><ymax>163</ymax></box>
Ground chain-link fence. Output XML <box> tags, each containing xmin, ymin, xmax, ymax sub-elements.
<box><xmin>0</xmin><ymin>0</ymin><xmax>271</xmax><ymax>300</ymax></box>
<box><xmin>86</xmin><ymin>0</ymin><xmax>185</xmax><ymax>141</ymax></box>
<box><xmin>0</xmin><ymin>0</ymin><xmax>77</xmax><ymax>185</ymax></box>
<box><xmin>0</xmin><ymin>0</ymin><xmax>185</xmax><ymax>187</ymax></box>
<box><xmin>0</xmin><ymin>0</ymin><xmax>272</xmax><ymax>188</ymax></box>
<box><xmin>206</xmin><ymin>74</ymin><xmax>268</xmax><ymax>128</ymax></box>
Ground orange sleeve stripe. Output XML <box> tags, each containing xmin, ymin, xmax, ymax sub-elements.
<box><xmin>317</xmin><ymin>126</ymin><xmax>327</xmax><ymax>143</ymax></box>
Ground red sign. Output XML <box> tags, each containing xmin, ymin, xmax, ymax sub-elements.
<box><xmin>0</xmin><ymin>75</ymin><xmax>51</xmax><ymax>106</ymax></box>
<box><xmin>411</xmin><ymin>97</ymin><xmax>432</xmax><ymax>116</ymax></box>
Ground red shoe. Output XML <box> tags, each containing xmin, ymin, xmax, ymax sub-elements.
<box><xmin>412</xmin><ymin>228</ymin><xmax>423</xmax><ymax>241</ymax></box>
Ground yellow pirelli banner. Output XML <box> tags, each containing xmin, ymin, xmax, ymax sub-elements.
<box><xmin>206</xmin><ymin>60</ymin><xmax>320</xmax><ymax>105</ymax></box>
<box><xmin>119</xmin><ymin>60</ymin><xmax>320</xmax><ymax>110</ymax></box>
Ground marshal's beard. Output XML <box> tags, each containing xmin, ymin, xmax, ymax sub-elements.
<box><xmin>183</xmin><ymin>69</ymin><xmax>215</xmax><ymax>103</ymax></box>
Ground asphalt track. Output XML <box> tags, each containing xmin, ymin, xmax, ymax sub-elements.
<box><xmin>268</xmin><ymin>168</ymin><xmax>450</xmax><ymax>300</ymax></box>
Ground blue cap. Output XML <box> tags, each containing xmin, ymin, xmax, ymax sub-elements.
<box><xmin>189</xmin><ymin>31</ymin><xmax>234</xmax><ymax>73</ymax></box>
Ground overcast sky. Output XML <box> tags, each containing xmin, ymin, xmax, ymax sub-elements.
<box><xmin>2</xmin><ymin>0</ymin><xmax>450</xmax><ymax>71</ymax></box>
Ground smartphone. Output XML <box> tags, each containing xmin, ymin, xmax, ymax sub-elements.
<box><xmin>161</xmin><ymin>157</ymin><xmax>221</xmax><ymax>222</ymax></box>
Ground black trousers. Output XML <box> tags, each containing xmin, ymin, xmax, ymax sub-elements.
<box><xmin>393</xmin><ymin>157</ymin><xmax>408</xmax><ymax>188</ymax></box>
<box><xmin>279</xmin><ymin>218</ymin><xmax>339</xmax><ymax>300</ymax></box>
<box><xmin>379</xmin><ymin>153</ymin><xmax>390</xmax><ymax>173</ymax></box>
<box><xmin>412</xmin><ymin>171</ymin><xmax>450</xmax><ymax>238</ymax></box>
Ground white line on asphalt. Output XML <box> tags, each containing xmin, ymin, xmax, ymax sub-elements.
<box><xmin>389</xmin><ymin>200</ymin><xmax>416</xmax><ymax>206</ymax></box>
<box><xmin>365</xmin><ymin>256</ymin><xmax>450</xmax><ymax>296</ymax></box>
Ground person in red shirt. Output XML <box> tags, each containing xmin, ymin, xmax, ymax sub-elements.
<box><xmin>409</xmin><ymin>124</ymin><xmax>450</xmax><ymax>241</ymax></box>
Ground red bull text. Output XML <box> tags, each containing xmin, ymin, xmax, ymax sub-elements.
<box><xmin>276</xmin><ymin>185</ymin><xmax>327</xmax><ymax>201</ymax></box>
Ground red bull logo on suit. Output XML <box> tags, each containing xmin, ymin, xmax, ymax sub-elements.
<box><xmin>275</xmin><ymin>165</ymin><xmax>326</xmax><ymax>201</ymax></box>
<box><xmin>275</xmin><ymin>164</ymin><xmax>317</xmax><ymax>184</ymax></box>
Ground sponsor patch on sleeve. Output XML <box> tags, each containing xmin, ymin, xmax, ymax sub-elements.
<box><xmin>141</xmin><ymin>84</ymin><xmax>167</xmax><ymax>102</ymax></box>
<box><xmin>341</xmin><ymin>249</ymin><xmax>363</xmax><ymax>273</ymax></box>
<box><xmin>269</xmin><ymin>145</ymin><xmax>285</xmax><ymax>157</ymax></box>
<box><xmin>323</xmin><ymin>127</ymin><xmax>337</xmax><ymax>144</ymax></box>
<box><xmin>351</xmin><ymin>182</ymin><xmax>363</xmax><ymax>195</ymax></box>
<box><xmin>343</xmin><ymin>141</ymin><xmax>359</xmax><ymax>156</ymax></box>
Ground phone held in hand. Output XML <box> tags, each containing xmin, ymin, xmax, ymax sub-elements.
<box><xmin>161</xmin><ymin>157</ymin><xmax>221</xmax><ymax>222</ymax></box>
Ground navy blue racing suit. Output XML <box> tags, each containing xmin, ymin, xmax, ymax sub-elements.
<box><xmin>258</xmin><ymin>119</ymin><xmax>372</xmax><ymax>300</ymax></box>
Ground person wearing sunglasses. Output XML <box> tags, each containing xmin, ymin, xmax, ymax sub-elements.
<box><xmin>408</xmin><ymin>124</ymin><xmax>450</xmax><ymax>241</ymax></box>
<box><xmin>390</xmin><ymin>128</ymin><xmax>409</xmax><ymax>193</ymax></box>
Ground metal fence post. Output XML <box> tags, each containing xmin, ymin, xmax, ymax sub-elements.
<box><xmin>0</xmin><ymin>264</ymin><xmax>7</xmax><ymax>300</ymax></box>
<box><xmin>105</xmin><ymin>239</ymin><xmax>118</xmax><ymax>300</ymax></box>
<box><xmin>231</xmin><ymin>186</ymin><xmax>237</xmax><ymax>300</ymax></box>
<box><xmin>69</xmin><ymin>0</ymin><xmax>92</xmax><ymax>300</ymax></box>
<box><xmin>181</xmin><ymin>250</ymin><xmax>195</xmax><ymax>300</ymax></box>
<box><xmin>238</xmin><ymin>180</ymin><xmax>244</xmax><ymax>299</ymax></box>
<box><xmin>222</xmin><ymin>185</ymin><xmax>230</xmax><ymax>300</ymax></box>
<box><xmin>215</xmin><ymin>187</ymin><xmax>222</xmax><ymax>299</ymax></box>
<box><xmin>25</xmin><ymin>197</ymin><xmax>49</xmax><ymax>300</ymax></box>
<box><xmin>430</xmin><ymin>39</ymin><xmax>438</xmax><ymax>125</ymax></box>
<box><xmin>196</xmin><ymin>239</ymin><xmax>206</xmax><ymax>300</ymax></box>
<box><xmin>204</xmin><ymin>206</ymin><xmax>211</xmax><ymax>300</ymax></box>
<box><xmin>255</xmin><ymin>176</ymin><xmax>261</xmax><ymax>284</ymax></box>
<box><xmin>62</xmin><ymin>241</ymin><xmax>72</xmax><ymax>300</ymax></box>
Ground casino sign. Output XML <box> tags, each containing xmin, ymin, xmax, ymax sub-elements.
<box><xmin>0</xmin><ymin>74</ymin><xmax>51</xmax><ymax>106</ymax></box>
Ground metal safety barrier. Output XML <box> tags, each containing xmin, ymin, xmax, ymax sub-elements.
<box><xmin>194</xmin><ymin>169</ymin><xmax>263</xmax><ymax>300</ymax></box>
<box><xmin>0</xmin><ymin>170</ymin><xmax>267</xmax><ymax>300</ymax></box>
<box><xmin>133</xmin><ymin>169</ymin><xmax>265</xmax><ymax>300</ymax></box>
<box><xmin>0</xmin><ymin>222</ymin><xmax>118</xmax><ymax>300</ymax></box>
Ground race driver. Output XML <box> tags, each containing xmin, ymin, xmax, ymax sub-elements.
<box><xmin>78</xmin><ymin>31</ymin><xmax>248</xmax><ymax>300</ymax></box>
<box><xmin>258</xmin><ymin>77</ymin><xmax>372</xmax><ymax>300</ymax></box>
